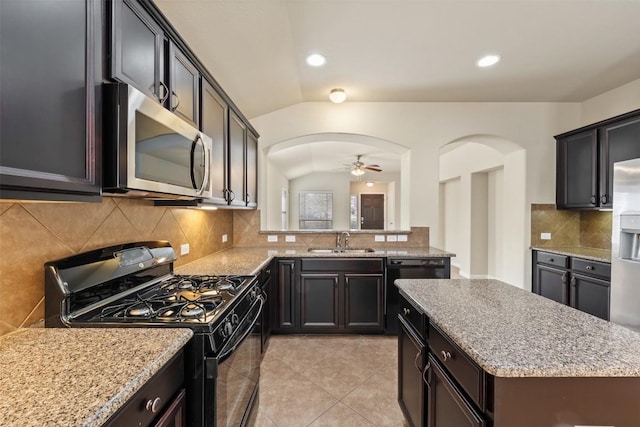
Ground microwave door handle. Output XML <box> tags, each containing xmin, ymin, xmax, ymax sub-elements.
<box><xmin>197</xmin><ymin>144</ymin><xmax>210</xmax><ymax>196</ymax></box>
<box><xmin>191</xmin><ymin>136</ymin><xmax>207</xmax><ymax>195</ymax></box>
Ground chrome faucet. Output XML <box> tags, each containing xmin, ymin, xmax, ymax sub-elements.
<box><xmin>336</xmin><ymin>231</ymin><xmax>350</xmax><ymax>249</ymax></box>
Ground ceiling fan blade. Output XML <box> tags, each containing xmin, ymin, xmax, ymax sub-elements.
<box><xmin>363</xmin><ymin>165</ymin><xmax>382</xmax><ymax>172</ymax></box>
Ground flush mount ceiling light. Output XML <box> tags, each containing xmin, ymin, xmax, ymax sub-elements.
<box><xmin>329</xmin><ymin>88</ymin><xmax>347</xmax><ymax>103</ymax></box>
<box><xmin>366</xmin><ymin>181</ymin><xmax>375</xmax><ymax>187</ymax></box>
<box><xmin>477</xmin><ymin>54</ymin><xmax>501</xmax><ymax>68</ymax></box>
<box><xmin>306</xmin><ymin>53</ymin><xmax>326</xmax><ymax>67</ymax></box>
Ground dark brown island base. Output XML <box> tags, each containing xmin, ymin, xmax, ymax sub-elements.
<box><xmin>396</xmin><ymin>278</ymin><xmax>640</xmax><ymax>427</ymax></box>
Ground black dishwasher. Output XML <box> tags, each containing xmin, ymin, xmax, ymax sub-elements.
<box><xmin>386</xmin><ymin>258</ymin><xmax>450</xmax><ymax>334</ymax></box>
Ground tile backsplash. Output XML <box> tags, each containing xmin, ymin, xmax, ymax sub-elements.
<box><xmin>530</xmin><ymin>204</ymin><xmax>612</xmax><ymax>250</ymax></box>
<box><xmin>0</xmin><ymin>197</ymin><xmax>233</xmax><ymax>336</ymax></box>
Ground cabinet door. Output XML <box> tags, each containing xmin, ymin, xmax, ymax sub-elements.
<box><xmin>599</xmin><ymin>115</ymin><xmax>640</xmax><ymax>208</ymax></box>
<box><xmin>276</xmin><ymin>259</ymin><xmax>297</xmax><ymax>329</ymax></box>
<box><xmin>570</xmin><ymin>273</ymin><xmax>610</xmax><ymax>320</ymax></box>
<box><xmin>535</xmin><ymin>265</ymin><xmax>569</xmax><ymax>305</ymax></box>
<box><xmin>0</xmin><ymin>0</ymin><xmax>101</xmax><ymax>201</ymax></box>
<box><xmin>111</xmin><ymin>0</ymin><xmax>166</xmax><ymax>102</ymax></box>
<box><xmin>426</xmin><ymin>355</ymin><xmax>485</xmax><ymax>427</ymax></box>
<box><xmin>344</xmin><ymin>274</ymin><xmax>384</xmax><ymax>330</ymax></box>
<box><xmin>201</xmin><ymin>80</ymin><xmax>228</xmax><ymax>204</ymax></box>
<box><xmin>246</xmin><ymin>131</ymin><xmax>258</xmax><ymax>208</ymax></box>
<box><xmin>398</xmin><ymin>316</ymin><xmax>426</xmax><ymax>427</ymax></box>
<box><xmin>169</xmin><ymin>41</ymin><xmax>199</xmax><ymax>127</ymax></box>
<box><xmin>228</xmin><ymin>110</ymin><xmax>247</xmax><ymax>206</ymax></box>
<box><xmin>300</xmin><ymin>274</ymin><xmax>340</xmax><ymax>328</ymax></box>
<box><xmin>152</xmin><ymin>388</ymin><xmax>186</xmax><ymax>427</ymax></box>
<box><xmin>556</xmin><ymin>130</ymin><xmax>598</xmax><ymax>209</ymax></box>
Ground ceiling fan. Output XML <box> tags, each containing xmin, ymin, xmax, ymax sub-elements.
<box><xmin>349</xmin><ymin>155</ymin><xmax>382</xmax><ymax>176</ymax></box>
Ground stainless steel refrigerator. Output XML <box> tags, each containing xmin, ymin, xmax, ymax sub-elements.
<box><xmin>611</xmin><ymin>157</ymin><xmax>640</xmax><ymax>332</ymax></box>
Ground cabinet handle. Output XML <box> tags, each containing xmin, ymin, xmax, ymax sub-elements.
<box><xmin>145</xmin><ymin>397</ymin><xmax>161</xmax><ymax>413</ymax></box>
<box><xmin>246</xmin><ymin>194</ymin><xmax>251</xmax><ymax>203</ymax></box>
<box><xmin>549</xmin><ymin>258</ymin><xmax>554</xmax><ymax>262</ymax></box>
<box><xmin>171</xmin><ymin>90</ymin><xmax>180</xmax><ymax>111</ymax></box>
<box><xmin>422</xmin><ymin>360</ymin><xmax>432</xmax><ymax>385</ymax></box>
<box><xmin>586</xmin><ymin>265</ymin><xmax>593</xmax><ymax>271</ymax></box>
<box><xmin>561</xmin><ymin>272</ymin><xmax>568</xmax><ymax>284</ymax></box>
<box><xmin>570</xmin><ymin>276</ymin><xmax>576</xmax><ymax>287</ymax></box>
<box><xmin>414</xmin><ymin>348</ymin><xmax>423</xmax><ymax>372</ymax></box>
<box><xmin>440</xmin><ymin>350</ymin><xmax>452</xmax><ymax>362</ymax></box>
<box><xmin>601</xmin><ymin>195</ymin><xmax>608</xmax><ymax>205</ymax></box>
<box><xmin>158</xmin><ymin>81</ymin><xmax>169</xmax><ymax>103</ymax></box>
<box><xmin>590</xmin><ymin>195</ymin><xmax>597</xmax><ymax>205</ymax></box>
<box><xmin>403</xmin><ymin>308</ymin><xmax>410</xmax><ymax>316</ymax></box>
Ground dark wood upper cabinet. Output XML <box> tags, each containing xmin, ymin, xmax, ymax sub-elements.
<box><xmin>168</xmin><ymin>41</ymin><xmax>200</xmax><ymax>127</ymax></box>
<box><xmin>246</xmin><ymin>131</ymin><xmax>258</xmax><ymax>208</ymax></box>
<box><xmin>556</xmin><ymin>130</ymin><xmax>598</xmax><ymax>209</ymax></box>
<box><xmin>599</xmin><ymin>115</ymin><xmax>640</xmax><ymax>208</ymax></box>
<box><xmin>0</xmin><ymin>0</ymin><xmax>102</xmax><ymax>201</ymax></box>
<box><xmin>228</xmin><ymin>110</ymin><xmax>247</xmax><ymax>207</ymax></box>
<box><xmin>201</xmin><ymin>79</ymin><xmax>228</xmax><ymax>204</ymax></box>
<box><xmin>111</xmin><ymin>0</ymin><xmax>166</xmax><ymax>103</ymax></box>
<box><xmin>556</xmin><ymin>109</ymin><xmax>640</xmax><ymax>210</ymax></box>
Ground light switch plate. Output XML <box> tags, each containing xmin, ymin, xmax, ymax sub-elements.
<box><xmin>180</xmin><ymin>243</ymin><xmax>190</xmax><ymax>255</ymax></box>
<box><xmin>285</xmin><ymin>235</ymin><xmax>296</xmax><ymax>242</ymax></box>
<box><xmin>397</xmin><ymin>235</ymin><xmax>408</xmax><ymax>242</ymax></box>
<box><xmin>222</xmin><ymin>234</ymin><xmax>228</xmax><ymax>243</ymax></box>
<box><xmin>375</xmin><ymin>235</ymin><xmax>385</xmax><ymax>242</ymax></box>
<box><xmin>387</xmin><ymin>235</ymin><xmax>398</xmax><ymax>242</ymax></box>
<box><xmin>541</xmin><ymin>232</ymin><xmax>551</xmax><ymax>240</ymax></box>
<box><xmin>267</xmin><ymin>235</ymin><xmax>278</xmax><ymax>243</ymax></box>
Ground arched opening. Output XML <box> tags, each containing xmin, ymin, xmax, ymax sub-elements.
<box><xmin>261</xmin><ymin>133</ymin><xmax>411</xmax><ymax>231</ymax></box>
<box><xmin>439</xmin><ymin>135</ymin><xmax>527</xmax><ymax>287</ymax></box>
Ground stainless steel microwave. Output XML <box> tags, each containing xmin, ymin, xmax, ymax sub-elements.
<box><xmin>103</xmin><ymin>83</ymin><xmax>212</xmax><ymax>199</ymax></box>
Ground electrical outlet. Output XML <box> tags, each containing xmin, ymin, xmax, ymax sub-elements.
<box><xmin>222</xmin><ymin>234</ymin><xmax>228</xmax><ymax>243</ymax></box>
<box><xmin>267</xmin><ymin>235</ymin><xmax>278</xmax><ymax>243</ymax></box>
<box><xmin>375</xmin><ymin>235</ymin><xmax>385</xmax><ymax>242</ymax></box>
<box><xmin>180</xmin><ymin>243</ymin><xmax>190</xmax><ymax>255</ymax></box>
<box><xmin>387</xmin><ymin>235</ymin><xmax>398</xmax><ymax>242</ymax></box>
<box><xmin>541</xmin><ymin>232</ymin><xmax>551</xmax><ymax>240</ymax></box>
<box><xmin>397</xmin><ymin>235</ymin><xmax>408</xmax><ymax>242</ymax></box>
<box><xmin>285</xmin><ymin>235</ymin><xmax>296</xmax><ymax>243</ymax></box>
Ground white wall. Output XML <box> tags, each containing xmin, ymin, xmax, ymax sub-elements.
<box><xmin>289</xmin><ymin>172</ymin><xmax>352</xmax><ymax>229</ymax></box>
<box><xmin>581</xmin><ymin>78</ymin><xmax>640</xmax><ymax>125</ymax></box>
<box><xmin>487</xmin><ymin>168</ymin><xmax>504</xmax><ymax>280</ymax></box>
<box><xmin>442</xmin><ymin>179</ymin><xmax>462</xmax><ymax>269</ymax></box>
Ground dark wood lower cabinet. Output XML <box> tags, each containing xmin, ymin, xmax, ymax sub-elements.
<box><xmin>570</xmin><ymin>273</ymin><xmax>610</xmax><ymax>320</ymax></box>
<box><xmin>152</xmin><ymin>389</ymin><xmax>186</xmax><ymax>427</ymax></box>
<box><xmin>398</xmin><ymin>316</ymin><xmax>426</xmax><ymax>427</ymax></box>
<box><xmin>535</xmin><ymin>264</ymin><xmax>568</xmax><ymax>304</ymax></box>
<box><xmin>300</xmin><ymin>274</ymin><xmax>339</xmax><ymax>328</ymax></box>
<box><xmin>344</xmin><ymin>274</ymin><xmax>384</xmax><ymax>328</ymax></box>
<box><xmin>275</xmin><ymin>259</ymin><xmax>297</xmax><ymax>330</ymax></box>
<box><xmin>425</xmin><ymin>355</ymin><xmax>485</xmax><ymax>427</ymax></box>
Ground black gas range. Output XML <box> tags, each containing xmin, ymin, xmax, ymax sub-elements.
<box><xmin>44</xmin><ymin>241</ymin><xmax>262</xmax><ymax>427</ymax></box>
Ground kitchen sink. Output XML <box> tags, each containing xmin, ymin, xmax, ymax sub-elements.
<box><xmin>307</xmin><ymin>247</ymin><xmax>376</xmax><ymax>253</ymax></box>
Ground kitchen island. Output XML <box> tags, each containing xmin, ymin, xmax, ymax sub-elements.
<box><xmin>0</xmin><ymin>328</ymin><xmax>192</xmax><ymax>426</ymax></box>
<box><xmin>396</xmin><ymin>278</ymin><xmax>640</xmax><ymax>426</ymax></box>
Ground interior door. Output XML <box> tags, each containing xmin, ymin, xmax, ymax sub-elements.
<box><xmin>361</xmin><ymin>194</ymin><xmax>385</xmax><ymax>229</ymax></box>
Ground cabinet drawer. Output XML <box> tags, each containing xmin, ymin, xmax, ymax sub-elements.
<box><xmin>536</xmin><ymin>251</ymin><xmax>568</xmax><ymax>268</ymax></box>
<box><xmin>428</xmin><ymin>322</ymin><xmax>485</xmax><ymax>411</ymax></box>
<box><xmin>571</xmin><ymin>257</ymin><xmax>611</xmax><ymax>280</ymax></box>
<box><xmin>300</xmin><ymin>258</ymin><xmax>384</xmax><ymax>273</ymax></box>
<box><xmin>399</xmin><ymin>293</ymin><xmax>424</xmax><ymax>337</ymax></box>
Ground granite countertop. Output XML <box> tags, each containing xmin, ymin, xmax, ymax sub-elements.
<box><xmin>396</xmin><ymin>279</ymin><xmax>640</xmax><ymax>378</ymax></box>
<box><xmin>531</xmin><ymin>246</ymin><xmax>611</xmax><ymax>263</ymax></box>
<box><xmin>0</xmin><ymin>328</ymin><xmax>193</xmax><ymax>427</ymax></box>
<box><xmin>177</xmin><ymin>246</ymin><xmax>455</xmax><ymax>276</ymax></box>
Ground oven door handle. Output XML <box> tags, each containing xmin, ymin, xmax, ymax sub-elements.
<box><xmin>217</xmin><ymin>296</ymin><xmax>264</xmax><ymax>363</ymax></box>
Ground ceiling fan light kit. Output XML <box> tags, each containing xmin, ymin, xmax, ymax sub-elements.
<box><xmin>329</xmin><ymin>88</ymin><xmax>347</xmax><ymax>103</ymax></box>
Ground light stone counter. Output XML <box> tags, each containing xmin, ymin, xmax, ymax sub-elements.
<box><xmin>0</xmin><ymin>328</ymin><xmax>193</xmax><ymax>427</ymax></box>
<box><xmin>177</xmin><ymin>246</ymin><xmax>454</xmax><ymax>276</ymax></box>
<box><xmin>531</xmin><ymin>246</ymin><xmax>611</xmax><ymax>263</ymax></box>
<box><xmin>396</xmin><ymin>278</ymin><xmax>640</xmax><ymax>378</ymax></box>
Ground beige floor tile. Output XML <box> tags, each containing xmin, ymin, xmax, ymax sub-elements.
<box><xmin>259</xmin><ymin>357</ymin><xmax>296</xmax><ymax>392</ymax></box>
<box><xmin>307</xmin><ymin>402</ymin><xmax>375</xmax><ymax>427</ymax></box>
<box><xmin>259</xmin><ymin>373</ymin><xmax>338</xmax><ymax>427</ymax></box>
<box><xmin>252</xmin><ymin>409</ymin><xmax>278</xmax><ymax>427</ymax></box>
<box><xmin>342</xmin><ymin>371</ymin><xmax>405</xmax><ymax>426</ymax></box>
<box><xmin>297</xmin><ymin>352</ymin><xmax>376</xmax><ymax>399</ymax></box>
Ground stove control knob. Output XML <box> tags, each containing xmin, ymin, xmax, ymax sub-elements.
<box><xmin>223</xmin><ymin>320</ymin><xmax>234</xmax><ymax>337</ymax></box>
<box><xmin>231</xmin><ymin>313</ymin><xmax>239</xmax><ymax>325</ymax></box>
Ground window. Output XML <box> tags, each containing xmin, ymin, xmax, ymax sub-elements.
<box><xmin>299</xmin><ymin>191</ymin><xmax>333</xmax><ymax>229</ymax></box>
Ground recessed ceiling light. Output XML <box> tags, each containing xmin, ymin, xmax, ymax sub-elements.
<box><xmin>329</xmin><ymin>88</ymin><xmax>347</xmax><ymax>103</ymax></box>
<box><xmin>306</xmin><ymin>53</ymin><xmax>326</xmax><ymax>67</ymax></box>
<box><xmin>477</xmin><ymin>54</ymin><xmax>501</xmax><ymax>68</ymax></box>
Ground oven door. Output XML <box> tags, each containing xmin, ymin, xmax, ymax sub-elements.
<box><xmin>205</xmin><ymin>295</ymin><xmax>263</xmax><ymax>427</ymax></box>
